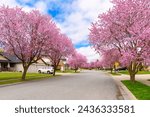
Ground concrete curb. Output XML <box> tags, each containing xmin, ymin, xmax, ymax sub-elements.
<box><xmin>55</xmin><ymin>73</ymin><xmax>73</xmax><ymax>76</ymax></box>
<box><xmin>113</xmin><ymin>79</ymin><xmax>137</xmax><ymax>100</ymax></box>
<box><xmin>105</xmin><ymin>72</ymin><xmax>137</xmax><ymax>100</ymax></box>
<box><xmin>0</xmin><ymin>82</ymin><xmax>23</xmax><ymax>88</ymax></box>
<box><xmin>0</xmin><ymin>77</ymin><xmax>56</xmax><ymax>88</ymax></box>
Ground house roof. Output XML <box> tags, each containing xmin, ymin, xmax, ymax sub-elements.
<box><xmin>0</xmin><ymin>60</ymin><xmax>10</xmax><ymax>63</ymax></box>
<box><xmin>0</xmin><ymin>52</ymin><xmax>21</xmax><ymax>63</ymax></box>
<box><xmin>0</xmin><ymin>52</ymin><xmax>65</xmax><ymax>65</ymax></box>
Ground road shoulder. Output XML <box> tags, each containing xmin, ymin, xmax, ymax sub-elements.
<box><xmin>105</xmin><ymin>73</ymin><xmax>137</xmax><ymax>100</ymax></box>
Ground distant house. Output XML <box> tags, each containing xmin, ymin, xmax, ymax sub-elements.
<box><xmin>0</xmin><ymin>53</ymin><xmax>51</xmax><ymax>73</ymax></box>
<box><xmin>0</xmin><ymin>53</ymin><xmax>21</xmax><ymax>71</ymax></box>
<box><xmin>0</xmin><ymin>52</ymin><xmax>67</xmax><ymax>73</ymax></box>
<box><xmin>57</xmin><ymin>57</ymin><xmax>67</xmax><ymax>71</ymax></box>
<box><xmin>144</xmin><ymin>66</ymin><xmax>150</xmax><ymax>71</ymax></box>
<box><xmin>148</xmin><ymin>67</ymin><xmax>150</xmax><ymax>71</ymax></box>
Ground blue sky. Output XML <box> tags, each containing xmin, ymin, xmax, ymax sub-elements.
<box><xmin>0</xmin><ymin>0</ymin><xmax>112</xmax><ymax>62</ymax></box>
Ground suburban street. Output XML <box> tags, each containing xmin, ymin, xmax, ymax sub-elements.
<box><xmin>0</xmin><ymin>70</ymin><xmax>123</xmax><ymax>100</ymax></box>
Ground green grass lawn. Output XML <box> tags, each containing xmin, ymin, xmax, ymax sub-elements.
<box><xmin>119</xmin><ymin>70</ymin><xmax>150</xmax><ymax>75</ymax></box>
<box><xmin>122</xmin><ymin>80</ymin><xmax>150</xmax><ymax>100</ymax></box>
<box><xmin>0</xmin><ymin>72</ymin><xmax>53</xmax><ymax>85</ymax></box>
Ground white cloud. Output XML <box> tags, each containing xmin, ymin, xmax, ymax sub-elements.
<box><xmin>57</xmin><ymin>0</ymin><xmax>113</xmax><ymax>45</ymax></box>
<box><xmin>0</xmin><ymin>0</ymin><xmax>19</xmax><ymax>7</ymax></box>
<box><xmin>0</xmin><ymin>0</ymin><xmax>34</xmax><ymax>12</ymax></box>
<box><xmin>22</xmin><ymin>6</ymin><xmax>34</xmax><ymax>12</ymax></box>
<box><xmin>34</xmin><ymin>1</ymin><xmax>48</xmax><ymax>14</ymax></box>
<box><xmin>77</xmin><ymin>46</ymin><xmax>101</xmax><ymax>62</ymax></box>
<box><xmin>0</xmin><ymin>0</ymin><xmax>49</xmax><ymax>13</ymax></box>
<box><xmin>22</xmin><ymin>0</ymin><xmax>49</xmax><ymax>13</ymax></box>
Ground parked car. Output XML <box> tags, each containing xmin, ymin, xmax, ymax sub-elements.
<box><xmin>38</xmin><ymin>67</ymin><xmax>54</xmax><ymax>74</ymax></box>
<box><xmin>116</xmin><ymin>67</ymin><xmax>127</xmax><ymax>71</ymax></box>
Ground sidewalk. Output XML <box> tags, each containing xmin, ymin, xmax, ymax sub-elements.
<box><xmin>114</xmin><ymin>74</ymin><xmax>150</xmax><ymax>86</ymax></box>
<box><xmin>111</xmin><ymin>74</ymin><xmax>150</xmax><ymax>100</ymax></box>
<box><xmin>55</xmin><ymin>72</ymin><xmax>73</xmax><ymax>76</ymax></box>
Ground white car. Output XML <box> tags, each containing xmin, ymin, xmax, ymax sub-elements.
<box><xmin>38</xmin><ymin>67</ymin><xmax>54</xmax><ymax>74</ymax></box>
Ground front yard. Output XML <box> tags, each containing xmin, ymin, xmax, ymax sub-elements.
<box><xmin>0</xmin><ymin>72</ymin><xmax>53</xmax><ymax>85</ymax></box>
<box><xmin>122</xmin><ymin>80</ymin><xmax>150</xmax><ymax>100</ymax></box>
<box><xmin>109</xmin><ymin>70</ymin><xmax>150</xmax><ymax>100</ymax></box>
<box><xmin>0</xmin><ymin>70</ymin><xmax>76</xmax><ymax>86</ymax></box>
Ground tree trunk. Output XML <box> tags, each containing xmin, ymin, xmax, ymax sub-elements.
<box><xmin>114</xmin><ymin>65</ymin><xmax>117</xmax><ymax>73</ymax></box>
<box><xmin>128</xmin><ymin>68</ymin><xmax>136</xmax><ymax>83</ymax></box>
<box><xmin>53</xmin><ymin>65</ymin><xmax>57</xmax><ymax>76</ymax></box>
<box><xmin>53</xmin><ymin>70</ymin><xmax>55</xmax><ymax>76</ymax></box>
<box><xmin>53</xmin><ymin>59</ymin><xmax>61</xmax><ymax>76</ymax></box>
<box><xmin>139</xmin><ymin>62</ymin><xmax>143</xmax><ymax>71</ymax></box>
<box><xmin>22</xmin><ymin>66</ymin><xmax>28</xmax><ymax>81</ymax></box>
<box><xmin>53</xmin><ymin>66</ymin><xmax>56</xmax><ymax>76</ymax></box>
<box><xmin>130</xmin><ymin>73</ymin><xmax>136</xmax><ymax>82</ymax></box>
<box><xmin>111</xmin><ymin>68</ymin><xmax>113</xmax><ymax>73</ymax></box>
<box><xmin>128</xmin><ymin>61</ymin><xmax>140</xmax><ymax>83</ymax></box>
<box><xmin>75</xmin><ymin>68</ymin><xmax>78</xmax><ymax>72</ymax></box>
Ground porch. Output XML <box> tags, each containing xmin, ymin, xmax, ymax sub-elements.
<box><xmin>0</xmin><ymin>61</ymin><xmax>15</xmax><ymax>71</ymax></box>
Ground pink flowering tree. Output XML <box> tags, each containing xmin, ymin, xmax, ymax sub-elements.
<box><xmin>90</xmin><ymin>60</ymin><xmax>104</xmax><ymax>70</ymax></box>
<box><xmin>68</xmin><ymin>52</ymin><xmax>87</xmax><ymax>72</ymax></box>
<box><xmin>0</xmin><ymin>7</ymin><xmax>58</xmax><ymax>80</ymax></box>
<box><xmin>45</xmin><ymin>33</ymin><xmax>75</xmax><ymax>76</ymax></box>
<box><xmin>101</xmin><ymin>49</ymin><xmax>121</xmax><ymax>73</ymax></box>
<box><xmin>81</xmin><ymin>63</ymin><xmax>89</xmax><ymax>69</ymax></box>
<box><xmin>89</xmin><ymin>0</ymin><xmax>150</xmax><ymax>82</ymax></box>
<box><xmin>89</xmin><ymin>62</ymin><xmax>95</xmax><ymax>69</ymax></box>
<box><xmin>81</xmin><ymin>60</ymin><xmax>103</xmax><ymax>70</ymax></box>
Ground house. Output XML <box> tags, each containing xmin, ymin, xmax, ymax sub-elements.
<box><xmin>15</xmin><ymin>57</ymin><xmax>52</xmax><ymax>73</ymax></box>
<box><xmin>0</xmin><ymin>53</ymin><xmax>52</xmax><ymax>73</ymax></box>
<box><xmin>57</xmin><ymin>57</ymin><xmax>67</xmax><ymax>71</ymax></box>
<box><xmin>144</xmin><ymin>66</ymin><xmax>150</xmax><ymax>71</ymax></box>
<box><xmin>0</xmin><ymin>52</ymin><xmax>67</xmax><ymax>73</ymax></box>
<box><xmin>0</xmin><ymin>53</ymin><xmax>21</xmax><ymax>71</ymax></box>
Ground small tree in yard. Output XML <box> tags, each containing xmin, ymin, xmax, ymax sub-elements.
<box><xmin>0</xmin><ymin>7</ymin><xmax>58</xmax><ymax>80</ymax></box>
<box><xmin>45</xmin><ymin>33</ymin><xmax>75</xmax><ymax>76</ymax></box>
<box><xmin>68</xmin><ymin>52</ymin><xmax>87</xmax><ymax>72</ymax></box>
<box><xmin>89</xmin><ymin>0</ymin><xmax>150</xmax><ymax>82</ymax></box>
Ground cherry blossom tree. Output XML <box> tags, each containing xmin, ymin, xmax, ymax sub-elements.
<box><xmin>45</xmin><ymin>33</ymin><xmax>75</xmax><ymax>76</ymax></box>
<box><xmin>68</xmin><ymin>52</ymin><xmax>87</xmax><ymax>72</ymax></box>
<box><xmin>81</xmin><ymin>63</ymin><xmax>89</xmax><ymax>69</ymax></box>
<box><xmin>90</xmin><ymin>60</ymin><xmax>104</xmax><ymax>70</ymax></box>
<box><xmin>89</xmin><ymin>0</ymin><xmax>150</xmax><ymax>82</ymax></box>
<box><xmin>0</xmin><ymin>7</ymin><xmax>58</xmax><ymax>80</ymax></box>
<box><xmin>101</xmin><ymin>49</ymin><xmax>121</xmax><ymax>73</ymax></box>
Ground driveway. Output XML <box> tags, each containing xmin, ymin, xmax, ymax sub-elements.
<box><xmin>0</xmin><ymin>70</ymin><xmax>123</xmax><ymax>100</ymax></box>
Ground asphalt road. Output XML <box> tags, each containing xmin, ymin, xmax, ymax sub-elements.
<box><xmin>0</xmin><ymin>70</ymin><xmax>123</xmax><ymax>100</ymax></box>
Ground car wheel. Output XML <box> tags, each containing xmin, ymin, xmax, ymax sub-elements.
<box><xmin>38</xmin><ymin>70</ymin><xmax>41</xmax><ymax>73</ymax></box>
<box><xmin>47</xmin><ymin>71</ymin><xmax>50</xmax><ymax>74</ymax></box>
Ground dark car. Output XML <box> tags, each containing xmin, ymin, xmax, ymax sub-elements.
<box><xmin>116</xmin><ymin>67</ymin><xmax>127</xmax><ymax>71</ymax></box>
